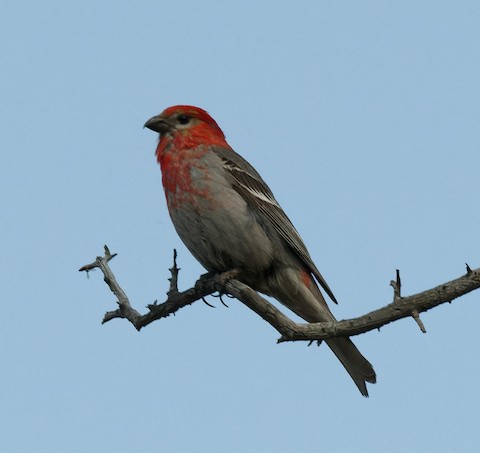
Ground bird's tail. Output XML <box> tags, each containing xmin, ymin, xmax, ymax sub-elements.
<box><xmin>306</xmin><ymin>277</ymin><xmax>376</xmax><ymax>397</ymax></box>
<box><xmin>306</xmin><ymin>278</ymin><xmax>376</xmax><ymax>396</ymax></box>
<box><xmin>263</xmin><ymin>267</ymin><xmax>376</xmax><ymax>396</ymax></box>
<box><xmin>325</xmin><ymin>336</ymin><xmax>376</xmax><ymax>397</ymax></box>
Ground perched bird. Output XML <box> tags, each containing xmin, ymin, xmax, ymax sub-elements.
<box><xmin>145</xmin><ymin>105</ymin><xmax>376</xmax><ymax>396</ymax></box>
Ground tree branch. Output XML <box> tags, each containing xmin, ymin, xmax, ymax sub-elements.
<box><xmin>79</xmin><ymin>247</ymin><xmax>479</xmax><ymax>341</ymax></box>
<box><xmin>79</xmin><ymin>246</ymin><xmax>239</xmax><ymax>331</ymax></box>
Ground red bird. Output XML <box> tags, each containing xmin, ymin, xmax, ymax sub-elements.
<box><xmin>145</xmin><ymin>105</ymin><xmax>376</xmax><ymax>396</ymax></box>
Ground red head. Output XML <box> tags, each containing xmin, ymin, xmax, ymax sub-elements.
<box><xmin>144</xmin><ymin>105</ymin><xmax>230</xmax><ymax>163</ymax></box>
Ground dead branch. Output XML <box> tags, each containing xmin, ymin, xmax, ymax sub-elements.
<box><xmin>79</xmin><ymin>247</ymin><xmax>479</xmax><ymax>341</ymax></box>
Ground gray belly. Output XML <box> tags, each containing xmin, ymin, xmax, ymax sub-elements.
<box><xmin>169</xmin><ymin>199</ymin><xmax>275</xmax><ymax>274</ymax></box>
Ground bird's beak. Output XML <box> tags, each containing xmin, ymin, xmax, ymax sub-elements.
<box><xmin>144</xmin><ymin>115</ymin><xmax>171</xmax><ymax>133</ymax></box>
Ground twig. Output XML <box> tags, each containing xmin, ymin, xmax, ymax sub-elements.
<box><xmin>168</xmin><ymin>249</ymin><xmax>179</xmax><ymax>294</ymax></box>
<box><xmin>80</xmin><ymin>246</ymin><xmax>239</xmax><ymax>330</ymax></box>
<box><xmin>390</xmin><ymin>269</ymin><xmax>402</xmax><ymax>302</ymax></box>
<box><xmin>411</xmin><ymin>309</ymin><xmax>427</xmax><ymax>333</ymax></box>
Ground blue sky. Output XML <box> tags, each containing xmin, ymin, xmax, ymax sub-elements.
<box><xmin>2</xmin><ymin>1</ymin><xmax>480</xmax><ymax>452</ymax></box>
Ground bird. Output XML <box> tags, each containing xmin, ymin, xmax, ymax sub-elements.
<box><xmin>144</xmin><ymin>105</ymin><xmax>376</xmax><ymax>396</ymax></box>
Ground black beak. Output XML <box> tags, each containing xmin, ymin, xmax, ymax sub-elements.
<box><xmin>144</xmin><ymin>115</ymin><xmax>171</xmax><ymax>133</ymax></box>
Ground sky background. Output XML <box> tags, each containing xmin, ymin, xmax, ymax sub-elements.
<box><xmin>2</xmin><ymin>1</ymin><xmax>480</xmax><ymax>452</ymax></box>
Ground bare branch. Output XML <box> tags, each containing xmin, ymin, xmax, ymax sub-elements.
<box><xmin>275</xmin><ymin>266</ymin><xmax>480</xmax><ymax>342</ymax></box>
<box><xmin>79</xmin><ymin>245</ymin><xmax>142</xmax><ymax>328</ymax></box>
<box><xmin>80</xmin><ymin>248</ymin><xmax>480</xmax><ymax>342</ymax></box>
<box><xmin>411</xmin><ymin>309</ymin><xmax>427</xmax><ymax>333</ymax></box>
<box><xmin>390</xmin><ymin>269</ymin><xmax>402</xmax><ymax>301</ymax></box>
<box><xmin>79</xmin><ymin>247</ymin><xmax>238</xmax><ymax>331</ymax></box>
<box><xmin>168</xmin><ymin>249</ymin><xmax>179</xmax><ymax>294</ymax></box>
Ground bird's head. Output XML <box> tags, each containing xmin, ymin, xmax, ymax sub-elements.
<box><xmin>144</xmin><ymin>105</ymin><xmax>227</xmax><ymax>146</ymax></box>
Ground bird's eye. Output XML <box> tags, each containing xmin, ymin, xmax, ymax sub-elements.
<box><xmin>177</xmin><ymin>114</ymin><xmax>190</xmax><ymax>125</ymax></box>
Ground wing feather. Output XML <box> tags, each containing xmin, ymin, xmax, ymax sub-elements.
<box><xmin>213</xmin><ymin>147</ymin><xmax>337</xmax><ymax>303</ymax></box>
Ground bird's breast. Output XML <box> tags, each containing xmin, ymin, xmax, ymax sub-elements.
<box><xmin>160</xmin><ymin>148</ymin><xmax>215</xmax><ymax>211</ymax></box>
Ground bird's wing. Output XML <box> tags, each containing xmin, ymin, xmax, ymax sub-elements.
<box><xmin>213</xmin><ymin>147</ymin><xmax>337</xmax><ymax>304</ymax></box>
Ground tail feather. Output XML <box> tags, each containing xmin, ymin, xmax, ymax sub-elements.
<box><xmin>259</xmin><ymin>267</ymin><xmax>377</xmax><ymax>396</ymax></box>
<box><xmin>326</xmin><ymin>337</ymin><xmax>376</xmax><ymax>397</ymax></box>
<box><xmin>303</xmin><ymin>272</ymin><xmax>377</xmax><ymax>396</ymax></box>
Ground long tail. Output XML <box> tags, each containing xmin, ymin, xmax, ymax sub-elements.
<box><xmin>326</xmin><ymin>336</ymin><xmax>376</xmax><ymax>397</ymax></box>
<box><xmin>305</xmin><ymin>274</ymin><xmax>376</xmax><ymax>396</ymax></box>
<box><xmin>262</xmin><ymin>267</ymin><xmax>376</xmax><ymax>396</ymax></box>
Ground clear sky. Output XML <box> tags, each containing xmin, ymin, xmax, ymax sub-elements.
<box><xmin>2</xmin><ymin>1</ymin><xmax>479</xmax><ymax>452</ymax></box>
